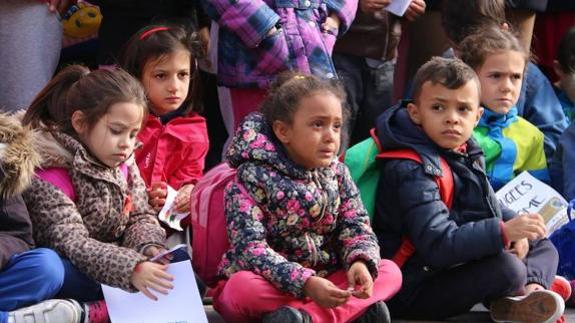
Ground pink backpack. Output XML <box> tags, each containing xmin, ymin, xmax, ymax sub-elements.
<box><xmin>190</xmin><ymin>162</ymin><xmax>237</xmax><ymax>287</ymax></box>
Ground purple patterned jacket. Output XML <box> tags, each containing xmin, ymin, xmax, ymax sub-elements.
<box><xmin>201</xmin><ymin>0</ymin><xmax>357</xmax><ymax>88</ymax></box>
<box><xmin>218</xmin><ymin>113</ymin><xmax>380</xmax><ymax>298</ymax></box>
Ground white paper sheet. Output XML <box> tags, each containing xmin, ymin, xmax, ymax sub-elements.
<box><xmin>158</xmin><ymin>185</ymin><xmax>190</xmax><ymax>231</ymax></box>
<box><xmin>384</xmin><ymin>0</ymin><xmax>411</xmax><ymax>16</ymax></box>
<box><xmin>102</xmin><ymin>261</ymin><xmax>207</xmax><ymax>323</ymax></box>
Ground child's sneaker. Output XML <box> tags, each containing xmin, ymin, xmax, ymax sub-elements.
<box><xmin>551</xmin><ymin>276</ymin><xmax>572</xmax><ymax>302</ymax></box>
<box><xmin>262</xmin><ymin>306</ymin><xmax>311</xmax><ymax>323</ymax></box>
<box><xmin>490</xmin><ymin>290</ymin><xmax>564</xmax><ymax>323</ymax></box>
<box><xmin>8</xmin><ymin>299</ymin><xmax>82</xmax><ymax>323</ymax></box>
<box><xmin>84</xmin><ymin>300</ymin><xmax>109</xmax><ymax>323</ymax></box>
<box><xmin>353</xmin><ymin>301</ymin><xmax>391</xmax><ymax>323</ymax></box>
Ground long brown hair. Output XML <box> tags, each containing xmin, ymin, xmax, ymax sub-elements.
<box><xmin>22</xmin><ymin>65</ymin><xmax>147</xmax><ymax>135</ymax></box>
<box><xmin>119</xmin><ymin>24</ymin><xmax>204</xmax><ymax>114</ymax></box>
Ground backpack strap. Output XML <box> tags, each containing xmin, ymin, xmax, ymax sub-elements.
<box><xmin>377</xmin><ymin>149</ymin><xmax>453</xmax><ymax>208</ymax></box>
<box><xmin>35</xmin><ymin>163</ymin><xmax>131</xmax><ymax>203</ymax></box>
<box><xmin>36</xmin><ymin>167</ymin><xmax>77</xmax><ymax>201</ymax></box>
<box><xmin>376</xmin><ymin>148</ymin><xmax>454</xmax><ymax>268</ymax></box>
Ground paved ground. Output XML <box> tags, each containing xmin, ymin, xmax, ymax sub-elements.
<box><xmin>204</xmin><ymin>305</ymin><xmax>575</xmax><ymax>322</ymax></box>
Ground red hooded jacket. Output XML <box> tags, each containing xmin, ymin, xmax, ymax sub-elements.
<box><xmin>135</xmin><ymin>113</ymin><xmax>209</xmax><ymax>189</ymax></box>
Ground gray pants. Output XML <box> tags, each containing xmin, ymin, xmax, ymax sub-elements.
<box><xmin>0</xmin><ymin>0</ymin><xmax>62</xmax><ymax>112</ymax></box>
<box><xmin>389</xmin><ymin>238</ymin><xmax>559</xmax><ymax>320</ymax></box>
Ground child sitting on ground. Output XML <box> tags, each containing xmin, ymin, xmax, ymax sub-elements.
<box><xmin>213</xmin><ymin>73</ymin><xmax>402</xmax><ymax>323</ymax></box>
<box><xmin>550</xmin><ymin>27</ymin><xmax>575</xmax><ymax>202</ymax></box>
<box><xmin>458</xmin><ymin>26</ymin><xmax>549</xmax><ymax>191</ymax></box>
<box><xmin>553</xmin><ymin>26</ymin><xmax>575</xmax><ymax>123</ymax></box>
<box><xmin>21</xmin><ymin>65</ymin><xmax>172</xmax><ymax>323</ymax></box>
<box><xmin>440</xmin><ymin>0</ymin><xmax>567</xmax><ymax>161</ymax></box>
<box><xmin>373</xmin><ymin>57</ymin><xmax>563</xmax><ymax>322</ymax></box>
<box><xmin>119</xmin><ymin>25</ymin><xmax>209</xmax><ymax>214</ymax></box>
<box><xmin>0</xmin><ymin>113</ymin><xmax>77</xmax><ymax>323</ymax></box>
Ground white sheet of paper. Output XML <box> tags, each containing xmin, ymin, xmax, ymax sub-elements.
<box><xmin>102</xmin><ymin>261</ymin><xmax>207</xmax><ymax>323</ymax></box>
<box><xmin>158</xmin><ymin>185</ymin><xmax>189</xmax><ymax>231</ymax></box>
<box><xmin>495</xmin><ymin>171</ymin><xmax>569</xmax><ymax>234</ymax></box>
<box><xmin>384</xmin><ymin>0</ymin><xmax>411</xmax><ymax>16</ymax></box>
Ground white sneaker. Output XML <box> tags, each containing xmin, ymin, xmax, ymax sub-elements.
<box><xmin>490</xmin><ymin>290</ymin><xmax>564</xmax><ymax>323</ymax></box>
<box><xmin>8</xmin><ymin>299</ymin><xmax>82</xmax><ymax>323</ymax></box>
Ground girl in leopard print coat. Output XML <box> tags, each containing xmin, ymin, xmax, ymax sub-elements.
<box><xmin>21</xmin><ymin>65</ymin><xmax>171</xmax><ymax>304</ymax></box>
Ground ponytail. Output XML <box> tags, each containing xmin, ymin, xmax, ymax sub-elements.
<box><xmin>22</xmin><ymin>65</ymin><xmax>90</xmax><ymax>130</ymax></box>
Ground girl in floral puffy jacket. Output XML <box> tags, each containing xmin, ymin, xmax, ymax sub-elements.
<box><xmin>212</xmin><ymin>72</ymin><xmax>402</xmax><ymax>323</ymax></box>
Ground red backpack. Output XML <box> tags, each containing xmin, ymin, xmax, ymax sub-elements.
<box><xmin>345</xmin><ymin>129</ymin><xmax>454</xmax><ymax>268</ymax></box>
<box><xmin>190</xmin><ymin>163</ymin><xmax>237</xmax><ymax>287</ymax></box>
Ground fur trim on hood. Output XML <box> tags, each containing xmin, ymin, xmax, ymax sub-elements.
<box><xmin>0</xmin><ymin>113</ymin><xmax>40</xmax><ymax>198</ymax></box>
<box><xmin>34</xmin><ymin>128</ymin><xmax>75</xmax><ymax>169</ymax></box>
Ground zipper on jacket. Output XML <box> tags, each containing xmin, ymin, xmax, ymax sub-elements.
<box><xmin>305</xmin><ymin>232</ymin><xmax>319</xmax><ymax>267</ymax></box>
<box><xmin>311</xmin><ymin>170</ymin><xmax>328</xmax><ymax>221</ymax></box>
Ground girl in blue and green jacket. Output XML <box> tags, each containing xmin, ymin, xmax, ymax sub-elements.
<box><xmin>459</xmin><ymin>26</ymin><xmax>550</xmax><ymax>191</ymax></box>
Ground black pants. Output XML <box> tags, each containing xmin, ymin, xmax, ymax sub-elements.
<box><xmin>389</xmin><ymin>239</ymin><xmax>559</xmax><ymax>320</ymax></box>
<box><xmin>332</xmin><ymin>53</ymin><xmax>394</xmax><ymax>149</ymax></box>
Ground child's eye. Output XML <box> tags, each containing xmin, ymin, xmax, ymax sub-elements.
<box><xmin>458</xmin><ymin>105</ymin><xmax>471</xmax><ymax>112</ymax></box>
<box><xmin>312</xmin><ymin>121</ymin><xmax>323</xmax><ymax>128</ymax></box>
<box><xmin>431</xmin><ymin>104</ymin><xmax>443</xmax><ymax>111</ymax></box>
<box><xmin>110</xmin><ymin>128</ymin><xmax>122</xmax><ymax>135</ymax></box>
<box><xmin>333</xmin><ymin>123</ymin><xmax>342</xmax><ymax>131</ymax></box>
<box><xmin>489</xmin><ymin>73</ymin><xmax>501</xmax><ymax>79</ymax></box>
<box><xmin>130</xmin><ymin>131</ymin><xmax>139</xmax><ymax>139</ymax></box>
<box><xmin>154</xmin><ymin>73</ymin><xmax>166</xmax><ymax>80</ymax></box>
<box><xmin>178</xmin><ymin>71</ymin><xmax>190</xmax><ymax>78</ymax></box>
<box><xmin>512</xmin><ymin>73</ymin><xmax>522</xmax><ymax>80</ymax></box>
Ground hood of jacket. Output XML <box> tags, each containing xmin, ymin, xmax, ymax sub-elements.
<box><xmin>0</xmin><ymin>113</ymin><xmax>40</xmax><ymax>198</ymax></box>
<box><xmin>226</xmin><ymin>112</ymin><xmax>326</xmax><ymax>179</ymax></box>
<box><xmin>35</xmin><ymin>128</ymin><xmax>136</xmax><ymax>176</ymax></box>
<box><xmin>375</xmin><ymin>101</ymin><xmax>484</xmax><ymax>177</ymax></box>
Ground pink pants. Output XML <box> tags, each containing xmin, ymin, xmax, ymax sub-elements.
<box><xmin>213</xmin><ymin>260</ymin><xmax>402</xmax><ymax>323</ymax></box>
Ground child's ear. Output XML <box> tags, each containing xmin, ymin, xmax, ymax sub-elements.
<box><xmin>272</xmin><ymin>120</ymin><xmax>291</xmax><ymax>144</ymax></box>
<box><xmin>475</xmin><ymin>106</ymin><xmax>484</xmax><ymax>126</ymax></box>
<box><xmin>406</xmin><ymin>102</ymin><xmax>422</xmax><ymax>125</ymax></box>
<box><xmin>71</xmin><ymin>110</ymin><xmax>87</xmax><ymax>135</ymax></box>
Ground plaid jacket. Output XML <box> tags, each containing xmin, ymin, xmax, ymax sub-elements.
<box><xmin>202</xmin><ymin>0</ymin><xmax>357</xmax><ymax>88</ymax></box>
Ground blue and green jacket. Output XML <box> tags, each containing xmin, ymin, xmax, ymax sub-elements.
<box><xmin>473</xmin><ymin>107</ymin><xmax>550</xmax><ymax>191</ymax></box>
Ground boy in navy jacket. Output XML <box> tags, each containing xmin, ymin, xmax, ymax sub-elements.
<box><xmin>373</xmin><ymin>57</ymin><xmax>563</xmax><ymax>322</ymax></box>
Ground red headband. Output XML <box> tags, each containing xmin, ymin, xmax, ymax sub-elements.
<box><xmin>139</xmin><ymin>27</ymin><xmax>169</xmax><ymax>40</ymax></box>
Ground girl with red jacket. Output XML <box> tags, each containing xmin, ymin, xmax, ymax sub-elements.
<box><xmin>120</xmin><ymin>25</ymin><xmax>209</xmax><ymax>214</ymax></box>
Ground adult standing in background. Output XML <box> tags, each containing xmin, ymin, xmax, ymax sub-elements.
<box><xmin>333</xmin><ymin>0</ymin><xmax>425</xmax><ymax>148</ymax></box>
<box><xmin>0</xmin><ymin>0</ymin><xmax>67</xmax><ymax>112</ymax></box>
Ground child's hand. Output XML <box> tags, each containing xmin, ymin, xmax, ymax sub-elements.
<box><xmin>360</xmin><ymin>0</ymin><xmax>391</xmax><ymax>13</ymax></box>
<box><xmin>174</xmin><ymin>184</ymin><xmax>194</xmax><ymax>213</ymax></box>
<box><xmin>130</xmin><ymin>262</ymin><xmax>174</xmax><ymax>301</ymax></box>
<box><xmin>143</xmin><ymin>245</ymin><xmax>172</xmax><ymax>265</ymax></box>
<box><xmin>303</xmin><ymin>276</ymin><xmax>351</xmax><ymax>308</ymax></box>
<box><xmin>509</xmin><ymin>238</ymin><xmax>530</xmax><ymax>260</ymax></box>
<box><xmin>148</xmin><ymin>181</ymin><xmax>168</xmax><ymax>211</ymax></box>
<box><xmin>346</xmin><ymin>261</ymin><xmax>374</xmax><ymax>299</ymax></box>
<box><xmin>321</xmin><ymin>14</ymin><xmax>340</xmax><ymax>35</ymax></box>
<box><xmin>404</xmin><ymin>0</ymin><xmax>426</xmax><ymax>21</ymax></box>
<box><xmin>503</xmin><ymin>213</ymin><xmax>546</xmax><ymax>241</ymax></box>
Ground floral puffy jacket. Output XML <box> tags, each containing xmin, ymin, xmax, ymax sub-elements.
<box><xmin>219</xmin><ymin>112</ymin><xmax>380</xmax><ymax>298</ymax></box>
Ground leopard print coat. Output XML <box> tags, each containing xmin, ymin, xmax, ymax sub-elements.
<box><xmin>22</xmin><ymin>131</ymin><xmax>165</xmax><ymax>291</ymax></box>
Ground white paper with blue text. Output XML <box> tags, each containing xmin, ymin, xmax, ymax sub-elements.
<box><xmin>495</xmin><ymin>171</ymin><xmax>569</xmax><ymax>234</ymax></box>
